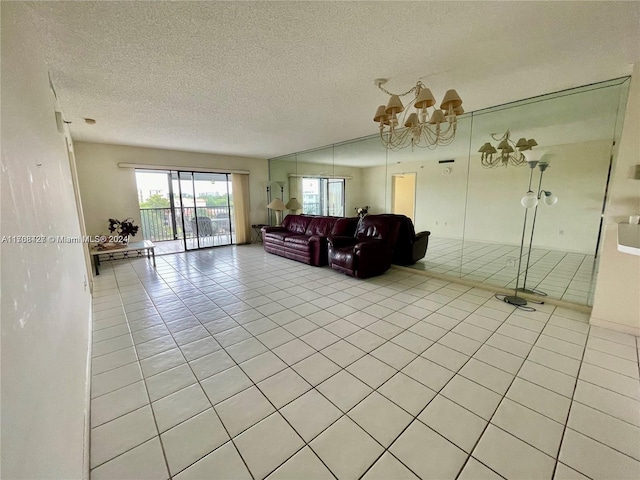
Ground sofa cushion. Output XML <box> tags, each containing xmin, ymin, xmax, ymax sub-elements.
<box><xmin>282</xmin><ymin>214</ymin><xmax>312</xmax><ymax>234</ymax></box>
<box><xmin>305</xmin><ymin>217</ymin><xmax>337</xmax><ymax>237</ymax></box>
<box><xmin>284</xmin><ymin>235</ymin><xmax>313</xmax><ymax>247</ymax></box>
<box><xmin>264</xmin><ymin>230</ymin><xmax>297</xmax><ymax>244</ymax></box>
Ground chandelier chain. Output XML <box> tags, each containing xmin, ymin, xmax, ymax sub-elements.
<box><xmin>376</xmin><ymin>82</ymin><xmax>422</xmax><ymax>98</ymax></box>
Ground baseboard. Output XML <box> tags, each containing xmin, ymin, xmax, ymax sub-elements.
<box><xmin>83</xmin><ymin>300</ymin><xmax>93</xmax><ymax>480</ymax></box>
<box><xmin>589</xmin><ymin>315</ymin><xmax>640</xmax><ymax>337</ymax></box>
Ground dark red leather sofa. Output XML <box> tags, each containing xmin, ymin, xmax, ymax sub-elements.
<box><xmin>261</xmin><ymin>215</ymin><xmax>359</xmax><ymax>266</ymax></box>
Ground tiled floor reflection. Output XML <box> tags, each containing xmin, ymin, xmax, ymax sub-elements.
<box><xmin>90</xmin><ymin>245</ymin><xmax>639</xmax><ymax>479</ymax></box>
<box><xmin>414</xmin><ymin>238</ymin><xmax>598</xmax><ymax>305</ymax></box>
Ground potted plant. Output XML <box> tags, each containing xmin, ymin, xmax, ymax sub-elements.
<box><xmin>108</xmin><ymin>218</ymin><xmax>139</xmax><ymax>244</ymax></box>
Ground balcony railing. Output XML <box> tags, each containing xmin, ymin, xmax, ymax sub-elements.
<box><xmin>140</xmin><ymin>206</ymin><xmax>233</xmax><ymax>242</ymax></box>
<box><xmin>139</xmin><ymin>208</ymin><xmax>172</xmax><ymax>241</ymax></box>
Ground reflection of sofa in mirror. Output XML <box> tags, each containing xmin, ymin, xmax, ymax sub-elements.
<box><xmin>329</xmin><ymin>214</ymin><xmax>423</xmax><ymax>278</ymax></box>
<box><xmin>269</xmin><ymin>78</ymin><xmax>631</xmax><ymax>304</ymax></box>
<box><xmin>262</xmin><ymin>215</ymin><xmax>358</xmax><ymax>266</ymax></box>
<box><xmin>376</xmin><ymin>214</ymin><xmax>431</xmax><ymax>265</ymax></box>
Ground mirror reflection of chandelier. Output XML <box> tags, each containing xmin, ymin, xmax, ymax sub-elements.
<box><xmin>373</xmin><ymin>79</ymin><xmax>463</xmax><ymax>151</ymax></box>
<box><xmin>479</xmin><ymin>130</ymin><xmax>538</xmax><ymax>168</ymax></box>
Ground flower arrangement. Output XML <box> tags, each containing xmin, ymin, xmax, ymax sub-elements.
<box><xmin>108</xmin><ymin>218</ymin><xmax>139</xmax><ymax>238</ymax></box>
<box><xmin>355</xmin><ymin>206</ymin><xmax>370</xmax><ymax>219</ymax></box>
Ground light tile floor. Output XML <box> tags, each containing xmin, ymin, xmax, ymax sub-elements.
<box><xmin>412</xmin><ymin>237</ymin><xmax>598</xmax><ymax>306</ymax></box>
<box><xmin>90</xmin><ymin>244</ymin><xmax>639</xmax><ymax>480</ymax></box>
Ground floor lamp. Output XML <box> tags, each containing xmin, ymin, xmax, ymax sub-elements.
<box><xmin>502</xmin><ymin>159</ymin><xmax>539</xmax><ymax>308</ymax></box>
<box><xmin>518</xmin><ymin>161</ymin><xmax>558</xmax><ymax>295</ymax></box>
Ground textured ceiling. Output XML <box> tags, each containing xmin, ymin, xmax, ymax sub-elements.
<box><xmin>21</xmin><ymin>1</ymin><xmax>640</xmax><ymax>160</ymax></box>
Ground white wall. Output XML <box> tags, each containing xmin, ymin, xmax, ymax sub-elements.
<box><xmin>1</xmin><ymin>3</ymin><xmax>92</xmax><ymax>478</ymax></box>
<box><xmin>73</xmin><ymin>142</ymin><xmax>269</xmax><ymax>238</ymax></box>
<box><xmin>591</xmin><ymin>64</ymin><xmax>640</xmax><ymax>335</ymax></box>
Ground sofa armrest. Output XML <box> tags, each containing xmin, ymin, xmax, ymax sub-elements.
<box><xmin>355</xmin><ymin>238</ymin><xmax>392</xmax><ymax>256</ymax></box>
<box><xmin>354</xmin><ymin>239</ymin><xmax>393</xmax><ymax>277</ymax></box>
<box><xmin>412</xmin><ymin>231</ymin><xmax>431</xmax><ymax>262</ymax></box>
<box><xmin>308</xmin><ymin>234</ymin><xmax>329</xmax><ymax>249</ymax></box>
<box><xmin>328</xmin><ymin>236</ymin><xmax>358</xmax><ymax>249</ymax></box>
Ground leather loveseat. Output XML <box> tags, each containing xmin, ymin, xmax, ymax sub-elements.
<box><xmin>261</xmin><ymin>215</ymin><xmax>359</xmax><ymax>266</ymax></box>
<box><xmin>328</xmin><ymin>214</ymin><xmax>430</xmax><ymax>278</ymax></box>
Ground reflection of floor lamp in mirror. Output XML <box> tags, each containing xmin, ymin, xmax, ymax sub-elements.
<box><xmin>518</xmin><ymin>161</ymin><xmax>558</xmax><ymax>295</ymax></box>
<box><xmin>264</xmin><ymin>183</ymin><xmax>272</xmax><ymax>225</ymax></box>
<box><xmin>267</xmin><ymin>198</ymin><xmax>286</xmax><ymax>226</ymax></box>
<box><xmin>502</xmin><ymin>159</ymin><xmax>539</xmax><ymax>309</ymax></box>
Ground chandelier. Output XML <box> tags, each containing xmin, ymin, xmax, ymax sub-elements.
<box><xmin>373</xmin><ymin>79</ymin><xmax>463</xmax><ymax>151</ymax></box>
<box><xmin>478</xmin><ymin>130</ymin><xmax>538</xmax><ymax>168</ymax></box>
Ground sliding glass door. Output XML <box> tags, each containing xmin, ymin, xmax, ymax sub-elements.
<box><xmin>136</xmin><ymin>168</ymin><xmax>234</xmax><ymax>252</ymax></box>
<box><xmin>172</xmin><ymin>171</ymin><xmax>234</xmax><ymax>250</ymax></box>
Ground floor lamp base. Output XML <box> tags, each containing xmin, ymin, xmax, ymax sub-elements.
<box><xmin>503</xmin><ymin>295</ymin><xmax>528</xmax><ymax>306</ymax></box>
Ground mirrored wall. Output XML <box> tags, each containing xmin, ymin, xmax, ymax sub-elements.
<box><xmin>269</xmin><ymin>77</ymin><xmax>631</xmax><ymax>306</ymax></box>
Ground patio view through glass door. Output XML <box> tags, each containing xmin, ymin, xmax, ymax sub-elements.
<box><xmin>135</xmin><ymin>169</ymin><xmax>235</xmax><ymax>254</ymax></box>
<box><xmin>174</xmin><ymin>172</ymin><xmax>234</xmax><ymax>250</ymax></box>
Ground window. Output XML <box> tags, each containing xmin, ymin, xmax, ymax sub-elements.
<box><xmin>301</xmin><ymin>177</ymin><xmax>345</xmax><ymax>216</ymax></box>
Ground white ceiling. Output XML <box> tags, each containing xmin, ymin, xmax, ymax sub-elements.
<box><xmin>24</xmin><ymin>1</ymin><xmax>640</xmax><ymax>160</ymax></box>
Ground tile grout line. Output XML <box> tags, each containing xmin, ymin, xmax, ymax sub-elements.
<box><xmin>550</xmin><ymin>320</ymin><xmax>591</xmax><ymax>479</ymax></box>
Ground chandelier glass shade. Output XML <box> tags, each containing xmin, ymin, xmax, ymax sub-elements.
<box><xmin>373</xmin><ymin>79</ymin><xmax>463</xmax><ymax>151</ymax></box>
<box><xmin>479</xmin><ymin>130</ymin><xmax>538</xmax><ymax>168</ymax></box>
